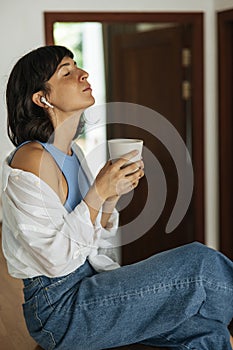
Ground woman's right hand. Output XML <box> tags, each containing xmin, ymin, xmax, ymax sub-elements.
<box><xmin>93</xmin><ymin>150</ymin><xmax>144</xmax><ymax>201</ymax></box>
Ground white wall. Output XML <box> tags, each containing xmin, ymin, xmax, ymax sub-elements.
<box><xmin>215</xmin><ymin>0</ymin><xmax>233</xmax><ymax>11</ymax></box>
<box><xmin>1</xmin><ymin>0</ymin><xmax>231</xmax><ymax>250</ymax></box>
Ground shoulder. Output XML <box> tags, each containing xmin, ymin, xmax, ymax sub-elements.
<box><xmin>10</xmin><ymin>142</ymin><xmax>59</xmax><ymax>190</ymax></box>
<box><xmin>11</xmin><ymin>142</ymin><xmax>54</xmax><ymax>174</ymax></box>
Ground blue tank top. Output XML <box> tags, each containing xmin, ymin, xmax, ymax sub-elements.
<box><xmin>9</xmin><ymin>141</ymin><xmax>90</xmax><ymax>213</ymax></box>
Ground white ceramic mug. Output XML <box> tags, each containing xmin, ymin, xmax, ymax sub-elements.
<box><xmin>107</xmin><ymin>138</ymin><xmax>143</xmax><ymax>165</ymax></box>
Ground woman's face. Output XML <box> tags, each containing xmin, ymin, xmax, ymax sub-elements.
<box><xmin>47</xmin><ymin>56</ymin><xmax>95</xmax><ymax>116</ymax></box>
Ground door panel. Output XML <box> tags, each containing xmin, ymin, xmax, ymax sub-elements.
<box><xmin>108</xmin><ymin>25</ymin><xmax>195</xmax><ymax>264</ymax></box>
<box><xmin>218</xmin><ymin>9</ymin><xmax>233</xmax><ymax>260</ymax></box>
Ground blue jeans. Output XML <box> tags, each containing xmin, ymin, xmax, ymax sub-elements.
<box><xmin>22</xmin><ymin>242</ymin><xmax>233</xmax><ymax>350</ymax></box>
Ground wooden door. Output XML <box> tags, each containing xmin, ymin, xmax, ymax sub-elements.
<box><xmin>218</xmin><ymin>9</ymin><xmax>233</xmax><ymax>260</ymax></box>
<box><xmin>108</xmin><ymin>25</ymin><xmax>196</xmax><ymax>264</ymax></box>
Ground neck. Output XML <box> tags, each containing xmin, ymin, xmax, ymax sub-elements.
<box><xmin>52</xmin><ymin>111</ymin><xmax>83</xmax><ymax>155</ymax></box>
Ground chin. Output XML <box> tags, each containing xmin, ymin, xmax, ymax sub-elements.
<box><xmin>89</xmin><ymin>96</ymin><xmax>95</xmax><ymax>106</ymax></box>
<box><xmin>78</xmin><ymin>96</ymin><xmax>95</xmax><ymax>111</ymax></box>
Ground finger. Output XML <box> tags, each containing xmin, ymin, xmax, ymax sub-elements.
<box><xmin>140</xmin><ymin>160</ymin><xmax>145</xmax><ymax>170</ymax></box>
<box><xmin>138</xmin><ymin>169</ymin><xmax>145</xmax><ymax>178</ymax></box>
<box><xmin>121</xmin><ymin>160</ymin><xmax>143</xmax><ymax>176</ymax></box>
<box><xmin>132</xmin><ymin>180</ymin><xmax>139</xmax><ymax>189</ymax></box>
<box><xmin>122</xmin><ymin>177</ymin><xmax>141</xmax><ymax>195</ymax></box>
<box><xmin>113</xmin><ymin>150</ymin><xmax>139</xmax><ymax>168</ymax></box>
<box><xmin>125</xmin><ymin>169</ymin><xmax>144</xmax><ymax>186</ymax></box>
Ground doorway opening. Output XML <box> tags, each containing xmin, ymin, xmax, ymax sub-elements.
<box><xmin>53</xmin><ymin>22</ymin><xmax>106</xmax><ymax>174</ymax></box>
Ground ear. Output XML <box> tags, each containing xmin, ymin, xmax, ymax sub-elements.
<box><xmin>32</xmin><ymin>92</ymin><xmax>48</xmax><ymax>108</ymax></box>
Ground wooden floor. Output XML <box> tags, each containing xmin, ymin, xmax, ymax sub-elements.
<box><xmin>0</xmin><ymin>225</ymin><xmax>39</xmax><ymax>350</ymax></box>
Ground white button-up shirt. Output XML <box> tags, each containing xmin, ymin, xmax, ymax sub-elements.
<box><xmin>1</xmin><ymin>143</ymin><xmax>120</xmax><ymax>278</ymax></box>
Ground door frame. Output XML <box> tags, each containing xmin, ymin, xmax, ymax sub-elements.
<box><xmin>44</xmin><ymin>12</ymin><xmax>204</xmax><ymax>243</ymax></box>
<box><xmin>218</xmin><ymin>9</ymin><xmax>233</xmax><ymax>259</ymax></box>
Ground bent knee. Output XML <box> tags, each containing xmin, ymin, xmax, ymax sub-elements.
<box><xmin>183</xmin><ymin>241</ymin><xmax>215</xmax><ymax>258</ymax></box>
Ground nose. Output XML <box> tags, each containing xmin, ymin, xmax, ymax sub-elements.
<box><xmin>79</xmin><ymin>68</ymin><xmax>89</xmax><ymax>81</ymax></box>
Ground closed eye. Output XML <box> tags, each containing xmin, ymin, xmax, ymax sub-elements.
<box><xmin>62</xmin><ymin>61</ymin><xmax>77</xmax><ymax>77</ymax></box>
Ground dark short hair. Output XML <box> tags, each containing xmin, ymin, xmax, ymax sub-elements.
<box><xmin>6</xmin><ymin>45</ymin><xmax>74</xmax><ymax>146</ymax></box>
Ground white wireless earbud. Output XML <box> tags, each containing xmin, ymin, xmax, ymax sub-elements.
<box><xmin>40</xmin><ymin>96</ymin><xmax>54</xmax><ymax>109</ymax></box>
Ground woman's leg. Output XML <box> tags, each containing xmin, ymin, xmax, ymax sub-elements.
<box><xmin>84</xmin><ymin>242</ymin><xmax>233</xmax><ymax>349</ymax></box>
<box><xmin>35</xmin><ymin>242</ymin><xmax>233</xmax><ymax>349</ymax></box>
<box><xmin>142</xmin><ymin>314</ymin><xmax>233</xmax><ymax>349</ymax></box>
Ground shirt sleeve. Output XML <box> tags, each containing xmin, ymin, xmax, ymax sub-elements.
<box><xmin>95</xmin><ymin>208</ymin><xmax>119</xmax><ymax>238</ymax></box>
<box><xmin>4</xmin><ymin>169</ymin><xmax>119</xmax><ymax>277</ymax></box>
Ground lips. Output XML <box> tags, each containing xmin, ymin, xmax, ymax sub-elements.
<box><xmin>83</xmin><ymin>85</ymin><xmax>92</xmax><ymax>92</ymax></box>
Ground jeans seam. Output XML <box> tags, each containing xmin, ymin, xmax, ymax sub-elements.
<box><xmin>38</xmin><ymin>277</ymin><xmax>56</xmax><ymax>311</ymax></box>
<box><xmin>78</xmin><ymin>277</ymin><xmax>233</xmax><ymax>309</ymax></box>
<box><xmin>204</xmin><ymin>279</ymin><xmax>233</xmax><ymax>292</ymax></box>
<box><xmin>77</xmin><ymin>278</ymin><xmax>206</xmax><ymax>308</ymax></box>
<box><xmin>34</xmin><ymin>296</ymin><xmax>56</xmax><ymax>350</ymax></box>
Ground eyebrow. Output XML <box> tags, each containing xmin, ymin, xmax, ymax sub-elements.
<box><xmin>57</xmin><ymin>61</ymin><xmax>76</xmax><ymax>71</ymax></box>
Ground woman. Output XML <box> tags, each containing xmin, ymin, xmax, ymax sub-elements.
<box><xmin>2</xmin><ymin>45</ymin><xmax>233</xmax><ymax>350</ymax></box>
